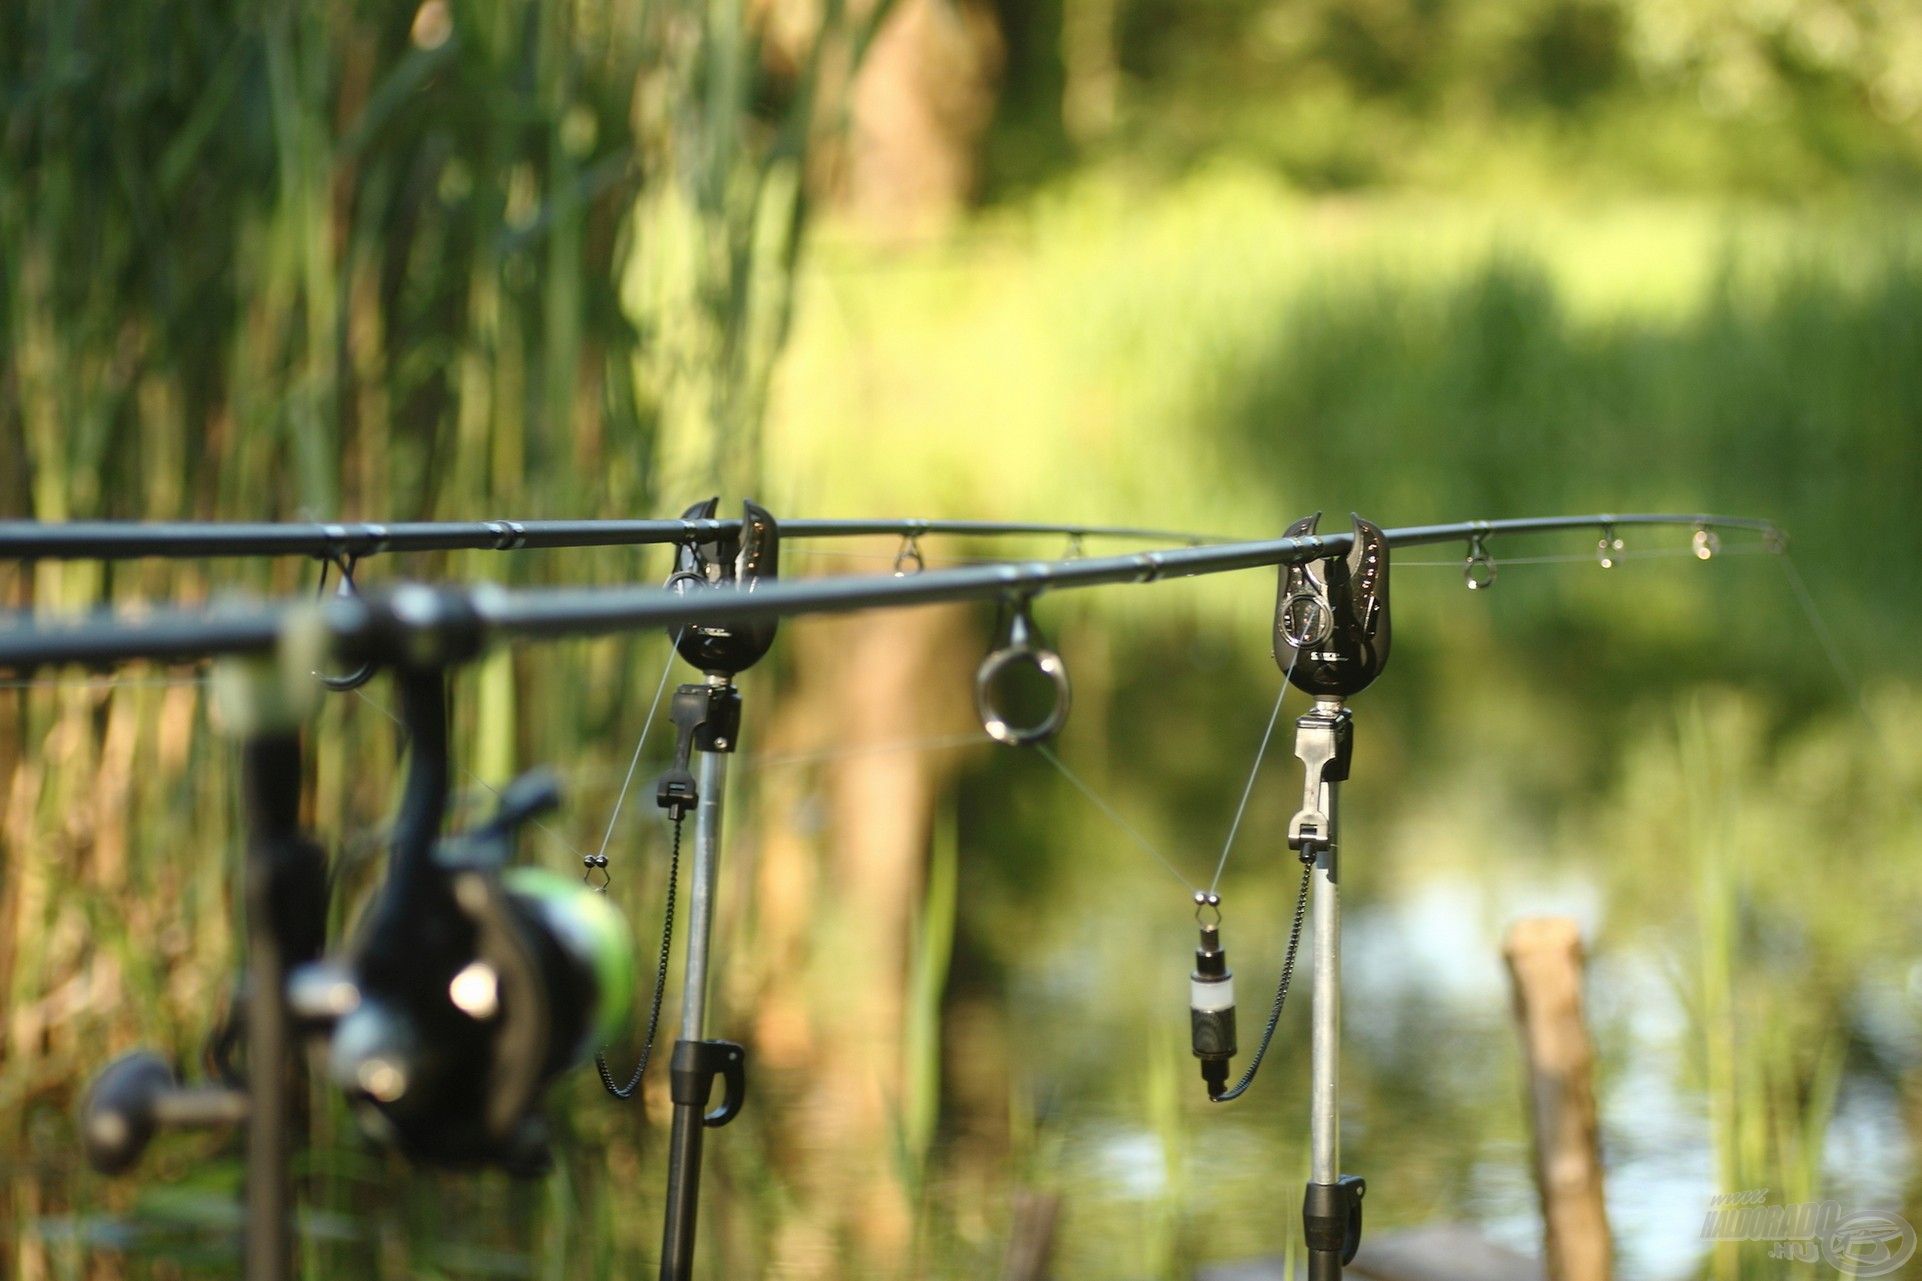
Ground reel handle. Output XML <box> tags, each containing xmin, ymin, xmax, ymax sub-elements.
<box><xmin>81</xmin><ymin>1052</ymin><xmax>247</xmax><ymax>1175</ymax></box>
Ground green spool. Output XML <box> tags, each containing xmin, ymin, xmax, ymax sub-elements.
<box><xmin>503</xmin><ymin>868</ymin><xmax>637</xmax><ymax>1061</ymax></box>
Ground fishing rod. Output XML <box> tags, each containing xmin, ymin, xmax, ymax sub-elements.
<box><xmin>0</xmin><ymin>511</ymin><xmax>1234</xmax><ymax>563</ymax></box>
<box><xmin>0</xmin><ymin>499</ymin><xmax>1238</xmax><ymax>692</ymax></box>
<box><xmin>31</xmin><ymin>504</ymin><xmax>1782</xmax><ymax>1281</ymax></box>
<box><xmin>0</xmin><ymin>512</ymin><xmax>1782</xmax><ymax>671</ymax></box>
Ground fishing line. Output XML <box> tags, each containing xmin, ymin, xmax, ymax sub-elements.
<box><xmin>741</xmin><ymin>730</ymin><xmax>991</xmax><ymax>771</ymax></box>
<box><xmin>346</xmin><ymin>685</ymin><xmax>590</xmax><ymax>864</ymax></box>
<box><xmin>591</xmin><ymin>631</ymin><xmax>685</xmax><ymax>879</ymax></box>
<box><xmin>1776</xmin><ymin>551</ymin><xmax>1922</xmax><ymax>833</ymax></box>
<box><xmin>1033</xmin><ymin>741</ymin><xmax>1195</xmax><ymax>892</ymax></box>
<box><xmin>588</xmin><ymin>631</ymin><xmax>687</xmax><ymax>1100</ymax></box>
<box><xmin>1395</xmin><ymin>543</ymin><xmax>1773</xmax><ymax>568</ymax></box>
<box><xmin>453</xmin><ymin>729</ymin><xmax>993</xmax><ymax>790</ymax></box>
<box><xmin>0</xmin><ymin>673</ymin><xmax>210</xmax><ymax>689</ymax></box>
<box><xmin>1209</xmin><ymin>653</ymin><xmax>1298</xmax><ymax>895</ymax></box>
<box><xmin>1780</xmin><ymin>552</ymin><xmax>1872</xmax><ymax>719</ymax></box>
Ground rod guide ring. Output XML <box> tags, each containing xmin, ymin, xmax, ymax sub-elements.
<box><xmin>1596</xmin><ymin>521</ymin><xmax>1623</xmax><ymax>569</ymax></box>
<box><xmin>893</xmin><ymin>534</ymin><xmax>924</xmax><ymax>576</ymax></box>
<box><xmin>974</xmin><ymin>599</ymin><xmax>1070</xmax><ymax>746</ymax></box>
<box><xmin>1463</xmin><ymin>534</ymin><xmax>1497</xmax><ymax>591</ymax></box>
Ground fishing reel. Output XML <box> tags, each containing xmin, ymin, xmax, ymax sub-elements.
<box><xmin>304</xmin><ymin>768</ymin><xmax>634</xmax><ymax>1172</ymax></box>
<box><xmin>1273</xmin><ymin>512</ymin><xmax>1390</xmax><ymax>699</ymax></box>
<box><xmin>669</xmin><ymin>498</ymin><xmax>780</xmax><ymax>677</ymax></box>
<box><xmin>81</xmin><ymin>671</ymin><xmax>635</xmax><ymax>1180</ymax></box>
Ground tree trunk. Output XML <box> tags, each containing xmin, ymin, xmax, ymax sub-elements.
<box><xmin>748</xmin><ymin>605</ymin><xmax>977</xmax><ymax>1275</ymax></box>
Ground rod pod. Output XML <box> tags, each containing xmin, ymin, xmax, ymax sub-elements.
<box><xmin>657</xmin><ymin>499</ymin><xmax>776</xmax><ymax>1281</ymax></box>
<box><xmin>1276</xmin><ymin>514</ymin><xmax>1387</xmax><ymax>1279</ymax></box>
<box><xmin>658</xmin><ymin>679</ymin><xmax>749</xmax><ymax>1281</ymax></box>
<box><xmin>1290</xmin><ymin>697</ymin><xmax>1365</xmax><ymax>1279</ymax></box>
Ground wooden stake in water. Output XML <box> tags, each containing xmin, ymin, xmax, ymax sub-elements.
<box><xmin>1504</xmin><ymin>917</ymin><xmax>1613</xmax><ymax>1281</ymax></box>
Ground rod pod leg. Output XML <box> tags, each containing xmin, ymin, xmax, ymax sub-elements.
<box><xmin>1295</xmin><ymin>701</ymin><xmax>1365</xmax><ymax>1279</ymax></box>
<box><xmin>659</xmin><ymin>681</ymin><xmax>749</xmax><ymax>1281</ymax></box>
<box><xmin>218</xmin><ymin>650</ymin><xmax>329</xmax><ymax>1281</ymax></box>
<box><xmin>241</xmin><ymin>730</ymin><xmax>301</xmax><ymax>1281</ymax></box>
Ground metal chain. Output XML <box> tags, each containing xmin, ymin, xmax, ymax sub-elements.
<box><xmin>1211</xmin><ymin>860</ymin><xmax>1312</xmax><ymax>1103</ymax></box>
<box><xmin>595</xmin><ymin>812</ymin><xmax>682</xmax><ymax>1099</ymax></box>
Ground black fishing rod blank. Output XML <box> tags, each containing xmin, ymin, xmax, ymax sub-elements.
<box><xmin>0</xmin><ymin>512</ymin><xmax>1784</xmax><ymax>673</ymax></box>
<box><xmin>0</xmin><ymin>515</ymin><xmax>1235</xmax><ymax>563</ymax></box>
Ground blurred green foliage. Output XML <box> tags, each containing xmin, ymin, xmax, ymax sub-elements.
<box><xmin>990</xmin><ymin>0</ymin><xmax>1922</xmax><ymax>196</ymax></box>
<box><xmin>774</xmin><ymin>170</ymin><xmax>1921</xmax><ymax>1275</ymax></box>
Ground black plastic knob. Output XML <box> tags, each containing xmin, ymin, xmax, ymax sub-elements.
<box><xmin>80</xmin><ymin>1052</ymin><xmax>175</xmax><ymax>1175</ymax></box>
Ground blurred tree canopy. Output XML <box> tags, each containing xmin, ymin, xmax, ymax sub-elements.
<box><xmin>985</xmin><ymin>0</ymin><xmax>1922</xmax><ymax>196</ymax></box>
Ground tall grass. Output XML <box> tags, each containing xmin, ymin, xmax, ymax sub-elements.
<box><xmin>0</xmin><ymin>3</ymin><xmax>896</xmax><ymax>1277</ymax></box>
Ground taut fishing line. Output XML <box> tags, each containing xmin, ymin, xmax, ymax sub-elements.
<box><xmin>347</xmin><ymin>684</ymin><xmax>589</xmax><ymax>864</ymax></box>
<box><xmin>589</xmin><ymin>633</ymin><xmax>685</xmax><ymax>1100</ymax></box>
<box><xmin>1023</xmin><ymin>637</ymin><xmax>1306</xmax><ymax>1103</ymax></box>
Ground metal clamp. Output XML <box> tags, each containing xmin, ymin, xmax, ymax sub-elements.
<box><xmin>1304</xmin><ymin>1175</ymin><xmax>1367</xmax><ymax>1269</ymax></box>
<box><xmin>669</xmin><ymin>1039</ymin><xmax>747</xmax><ymax>1128</ymax></box>
<box><xmin>1286</xmin><ymin>701</ymin><xmax>1353</xmax><ymax>858</ymax></box>
<box><xmin>654</xmin><ymin>680</ymin><xmax>741</xmax><ymax>821</ymax></box>
<box><xmin>975</xmin><ymin>600</ymin><xmax>1070</xmax><ymax>746</ymax></box>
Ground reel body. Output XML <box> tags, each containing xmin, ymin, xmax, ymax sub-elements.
<box><xmin>318</xmin><ymin>772</ymin><xmax>634</xmax><ymax>1172</ymax></box>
